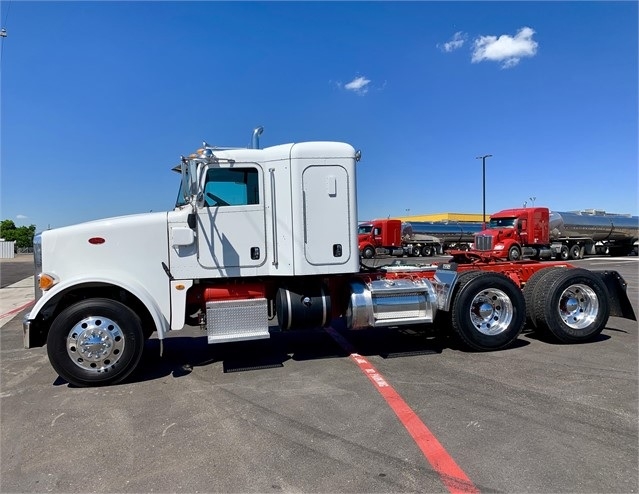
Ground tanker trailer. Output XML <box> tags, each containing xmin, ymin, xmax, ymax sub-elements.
<box><xmin>402</xmin><ymin>221</ymin><xmax>483</xmax><ymax>255</ymax></box>
<box><xmin>550</xmin><ymin>210</ymin><xmax>639</xmax><ymax>259</ymax></box>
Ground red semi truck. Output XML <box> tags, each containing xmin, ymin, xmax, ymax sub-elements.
<box><xmin>467</xmin><ymin>207</ymin><xmax>639</xmax><ymax>261</ymax></box>
<box><xmin>358</xmin><ymin>219</ymin><xmax>478</xmax><ymax>258</ymax></box>
<box><xmin>358</xmin><ymin>219</ymin><xmax>439</xmax><ymax>258</ymax></box>
<box><xmin>358</xmin><ymin>219</ymin><xmax>403</xmax><ymax>259</ymax></box>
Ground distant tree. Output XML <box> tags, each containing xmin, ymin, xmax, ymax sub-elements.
<box><xmin>0</xmin><ymin>220</ymin><xmax>37</xmax><ymax>248</ymax></box>
<box><xmin>0</xmin><ymin>219</ymin><xmax>16</xmax><ymax>233</ymax></box>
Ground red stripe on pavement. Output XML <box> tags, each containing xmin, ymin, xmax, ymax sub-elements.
<box><xmin>0</xmin><ymin>300</ymin><xmax>35</xmax><ymax>320</ymax></box>
<box><xmin>325</xmin><ymin>326</ymin><xmax>479</xmax><ymax>494</ymax></box>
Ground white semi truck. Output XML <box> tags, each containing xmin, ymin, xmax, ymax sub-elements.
<box><xmin>23</xmin><ymin>128</ymin><xmax>636</xmax><ymax>387</ymax></box>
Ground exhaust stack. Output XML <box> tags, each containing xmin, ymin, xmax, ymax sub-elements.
<box><xmin>251</xmin><ymin>126</ymin><xmax>264</xmax><ymax>149</ymax></box>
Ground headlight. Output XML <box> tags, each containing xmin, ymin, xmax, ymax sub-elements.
<box><xmin>494</xmin><ymin>244</ymin><xmax>505</xmax><ymax>251</ymax></box>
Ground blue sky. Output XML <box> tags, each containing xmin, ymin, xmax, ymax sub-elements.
<box><xmin>1</xmin><ymin>1</ymin><xmax>637</xmax><ymax>230</ymax></box>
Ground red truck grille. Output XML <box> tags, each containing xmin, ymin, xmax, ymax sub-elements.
<box><xmin>475</xmin><ymin>235</ymin><xmax>493</xmax><ymax>251</ymax></box>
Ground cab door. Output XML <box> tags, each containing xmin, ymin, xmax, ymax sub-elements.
<box><xmin>196</xmin><ymin>164</ymin><xmax>267</xmax><ymax>273</ymax></box>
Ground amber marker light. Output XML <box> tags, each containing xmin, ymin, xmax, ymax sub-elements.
<box><xmin>38</xmin><ymin>273</ymin><xmax>59</xmax><ymax>291</ymax></box>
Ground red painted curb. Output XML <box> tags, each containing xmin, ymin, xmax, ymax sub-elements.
<box><xmin>0</xmin><ymin>300</ymin><xmax>35</xmax><ymax>319</ymax></box>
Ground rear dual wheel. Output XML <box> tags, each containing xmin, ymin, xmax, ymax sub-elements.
<box><xmin>569</xmin><ymin>244</ymin><xmax>584</xmax><ymax>260</ymax></box>
<box><xmin>523</xmin><ymin>267</ymin><xmax>560</xmax><ymax>327</ymax></box>
<box><xmin>527</xmin><ymin>268</ymin><xmax>610</xmax><ymax>343</ymax></box>
<box><xmin>450</xmin><ymin>271</ymin><xmax>526</xmax><ymax>351</ymax></box>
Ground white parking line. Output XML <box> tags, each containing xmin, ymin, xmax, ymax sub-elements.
<box><xmin>581</xmin><ymin>258</ymin><xmax>638</xmax><ymax>262</ymax></box>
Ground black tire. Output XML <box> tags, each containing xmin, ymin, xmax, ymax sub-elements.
<box><xmin>523</xmin><ymin>267</ymin><xmax>562</xmax><ymax>329</ymax></box>
<box><xmin>450</xmin><ymin>271</ymin><xmax>526</xmax><ymax>351</ymax></box>
<box><xmin>532</xmin><ymin>268</ymin><xmax>610</xmax><ymax>343</ymax></box>
<box><xmin>422</xmin><ymin>245</ymin><xmax>433</xmax><ymax>257</ymax></box>
<box><xmin>569</xmin><ymin>244</ymin><xmax>582</xmax><ymax>260</ymax></box>
<box><xmin>558</xmin><ymin>245</ymin><xmax>569</xmax><ymax>260</ymax></box>
<box><xmin>362</xmin><ymin>246</ymin><xmax>375</xmax><ymax>259</ymax></box>
<box><xmin>47</xmin><ymin>298</ymin><xmax>145</xmax><ymax>387</ymax></box>
<box><xmin>507</xmin><ymin>245</ymin><xmax>521</xmax><ymax>261</ymax></box>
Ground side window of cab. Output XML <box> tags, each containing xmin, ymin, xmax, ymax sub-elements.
<box><xmin>203</xmin><ymin>168</ymin><xmax>260</xmax><ymax>207</ymax></box>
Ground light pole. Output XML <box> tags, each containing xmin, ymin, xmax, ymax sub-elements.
<box><xmin>476</xmin><ymin>154</ymin><xmax>492</xmax><ymax>228</ymax></box>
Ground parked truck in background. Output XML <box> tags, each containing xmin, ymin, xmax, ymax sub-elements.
<box><xmin>358</xmin><ymin>219</ymin><xmax>481</xmax><ymax>258</ymax></box>
<box><xmin>358</xmin><ymin>219</ymin><xmax>439</xmax><ymax>258</ymax></box>
<box><xmin>22</xmin><ymin>128</ymin><xmax>636</xmax><ymax>387</ymax></box>
<box><xmin>469</xmin><ymin>207</ymin><xmax>639</xmax><ymax>261</ymax></box>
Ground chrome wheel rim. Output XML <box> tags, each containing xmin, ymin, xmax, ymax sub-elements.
<box><xmin>469</xmin><ymin>288</ymin><xmax>514</xmax><ymax>335</ymax></box>
<box><xmin>66</xmin><ymin>316</ymin><xmax>125</xmax><ymax>372</ymax></box>
<box><xmin>558</xmin><ymin>284</ymin><xmax>598</xmax><ymax>329</ymax></box>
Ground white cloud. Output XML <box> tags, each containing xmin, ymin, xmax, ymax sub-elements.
<box><xmin>344</xmin><ymin>76</ymin><xmax>371</xmax><ymax>95</ymax></box>
<box><xmin>472</xmin><ymin>27</ymin><xmax>538</xmax><ymax>68</ymax></box>
<box><xmin>16</xmin><ymin>214</ymin><xmax>28</xmax><ymax>219</ymax></box>
<box><xmin>439</xmin><ymin>31</ymin><xmax>467</xmax><ymax>52</ymax></box>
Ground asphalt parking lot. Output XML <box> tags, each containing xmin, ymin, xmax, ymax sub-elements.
<box><xmin>1</xmin><ymin>254</ymin><xmax>637</xmax><ymax>493</ymax></box>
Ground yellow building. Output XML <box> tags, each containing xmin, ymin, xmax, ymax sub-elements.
<box><xmin>394</xmin><ymin>212</ymin><xmax>488</xmax><ymax>223</ymax></box>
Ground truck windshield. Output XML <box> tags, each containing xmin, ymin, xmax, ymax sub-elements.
<box><xmin>489</xmin><ymin>218</ymin><xmax>517</xmax><ymax>229</ymax></box>
<box><xmin>358</xmin><ymin>225</ymin><xmax>373</xmax><ymax>234</ymax></box>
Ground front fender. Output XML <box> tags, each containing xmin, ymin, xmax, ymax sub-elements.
<box><xmin>25</xmin><ymin>274</ymin><xmax>170</xmax><ymax>343</ymax></box>
<box><xmin>494</xmin><ymin>239</ymin><xmax>519</xmax><ymax>257</ymax></box>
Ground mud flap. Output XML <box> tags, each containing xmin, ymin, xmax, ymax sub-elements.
<box><xmin>594</xmin><ymin>270</ymin><xmax>637</xmax><ymax>321</ymax></box>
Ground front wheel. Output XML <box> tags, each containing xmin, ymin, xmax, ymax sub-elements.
<box><xmin>507</xmin><ymin>245</ymin><xmax>522</xmax><ymax>261</ymax></box>
<box><xmin>531</xmin><ymin>268</ymin><xmax>610</xmax><ymax>343</ymax></box>
<box><xmin>362</xmin><ymin>246</ymin><xmax>375</xmax><ymax>259</ymax></box>
<box><xmin>47</xmin><ymin>298</ymin><xmax>145</xmax><ymax>387</ymax></box>
<box><xmin>450</xmin><ymin>271</ymin><xmax>526</xmax><ymax>351</ymax></box>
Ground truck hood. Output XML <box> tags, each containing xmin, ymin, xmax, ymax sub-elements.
<box><xmin>40</xmin><ymin>212</ymin><xmax>170</xmax><ymax>277</ymax></box>
<box><xmin>477</xmin><ymin>228</ymin><xmax>517</xmax><ymax>239</ymax></box>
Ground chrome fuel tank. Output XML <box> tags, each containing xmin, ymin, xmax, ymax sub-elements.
<box><xmin>346</xmin><ymin>278</ymin><xmax>437</xmax><ymax>329</ymax></box>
